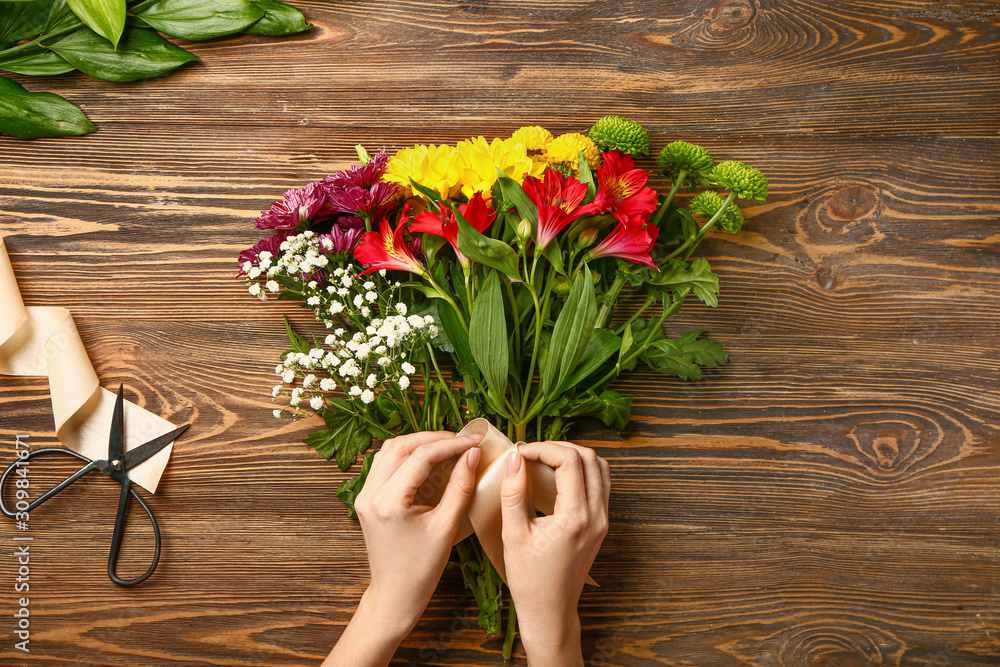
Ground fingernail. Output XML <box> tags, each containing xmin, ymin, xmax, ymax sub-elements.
<box><xmin>466</xmin><ymin>433</ymin><xmax>485</xmax><ymax>440</ymax></box>
<box><xmin>506</xmin><ymin>450</ymin><xmax>521</xmax><ymax>475</ymax></box>
<box><xmin>467</xmin><ymin>447</ymin><xmax>481</xmax><ymax>469</ymax></box>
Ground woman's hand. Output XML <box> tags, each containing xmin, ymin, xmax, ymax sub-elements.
<box><xmin>500</xmin><ymin>441</ymin><xmax>610</xmax><ymax>667</ymax></box>
<box><xmin>322</xmin><ymin>430</ymin><xmax>482</xmax><ymax>667</ymax></box>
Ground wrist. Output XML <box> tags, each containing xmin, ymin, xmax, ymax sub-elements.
<box><xmin>518</xmin><ymin>609</ymin><xmax>583</xmax><ymax>667</ymax></box>
<box><xmin>359</xmin><ymin>586</ymin><xmax>419</xmax><ymax>643</ymax></box>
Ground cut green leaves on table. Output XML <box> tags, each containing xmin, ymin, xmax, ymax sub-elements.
<box><xmin>0</xmin><ymin>0</ymin><xmax>310</xmax><ymax>139</ymax></box>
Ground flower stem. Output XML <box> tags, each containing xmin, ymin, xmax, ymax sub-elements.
<box><xmin>592</xmin><ymin>297</ymin><xmax>683</xmax><ymax>389</ymax></box>
<box><xmin>614</xmin><ymin>294</ymin><xmax>656</xmax><ymax>335</ymax></box>
<box><xmin>502</xmin><ymin>600</ymin><xmax>518</xmax><ymax>660</ymax></box>
<box><xmin>661</xmin><ymin>191</ymin><xmax>736</xmax><ymax>265</ymax></box>
<box><xmin>393</xmin><ymin>385</ymin><xmax>420</xmax><ymax>432</ymax></box>
<box><xmin>426</xmin><ymin>342</ymin><xmax>462</xmax><ymax>425</ymax></box>
<box><xmin>596</xmin><ymin>272</ymin><xmax>627</xmax><ymax>329</ymax></box>
<box><xmin>428</xmin><ymin>276</ymin><xmax>468</xmax><ymax>334</ymax></box>
<box><xmin>514</xmin><ymin>421</ymin><xmax>527</xmax><ymax>442</ymax></box>
<box><xmin>650</xmin><ymin>169</ymin><xmax>687</xmax><ymax>228</ymax></box>
<box><xmin>519</xmin><ymin>278</ymin><xmax>552</xmax><ymax>422</ymax></box>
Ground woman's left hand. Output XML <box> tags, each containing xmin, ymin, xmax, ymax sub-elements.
<box><xmin>354</xmin><ymin>430</ymin><xmax>483</xmax><ymax>634</ymax></box>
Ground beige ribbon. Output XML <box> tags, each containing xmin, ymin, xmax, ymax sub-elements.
<box><xmin>0</xmin><ymin>238</ymin><xmax>175</xmax><ymax>493</ymax></box>
<box><xmin>438</xmin><ymin>418</ymin><xmax>595</xmax><ymax>586</ymax></box>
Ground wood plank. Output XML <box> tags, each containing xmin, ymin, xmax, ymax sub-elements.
<box><xmin>1</xmin><ymin>0</ymin><xmax>999</xmax><ymax>664</ymax></box>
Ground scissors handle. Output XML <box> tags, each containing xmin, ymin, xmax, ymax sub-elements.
<box><xmin>0</xmin><ymin>448</ymin><xmax>102</xmax><ymax>519</ymax></box>
<box><xmin>107</xmin><ymin>474</ymin><xmax>161</xmax><ymax>587</ymax></box>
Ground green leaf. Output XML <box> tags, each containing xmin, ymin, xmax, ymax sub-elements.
<box><xmin>0</xmin><ymin>47</ymin><xmax>74</xmax><ymax>74</ymax></box>
<box><xmin>44</xmin><ymin>0</ymin><xmax>83</xmax><ymax>34</ymax></box>
<box><xmin>541</xmin><ymin>266</ymin><xmax>596</xmax><ymax>397</ymax></box>
<box><xmin>617</xmin><ymin>323</ymin><xmax>634</xmax><ymax>372</ymax></box>
<box><xmin>639</xmin><ymin>330</ymin><xmax>726</xmax><ymax>381</ymax></box>
<box><xmin>408</xmin><ymin>178</ymin><xmax>443</xmax><ymax>203</ymax></box>
<box><xmin>657</xmin><ymin>204</ymin><xmax>684</xmax><ymax>246</ymax></box>
<box><xmin>305</xmin><ymin>408</ymin><xmax>371</xmax><ymax>471</ymax></box>
<box><xmin>453</xmin><ymin>203</ymin><xmax>521</xmax><ymax>281</ymax></box>
<box><xmin>640</xmin><ymin>339</ymin><xmax>702</xmax><ymax>380</ymax></box>
<box><xmin>134</xmin><ymin>0</ymin><xmax>265</xmax><ymax>40</ymax></box>
<box><xmin>66</xmin><ymin>0</ymin><xmax>125</xmax><ymax>47</ymax></box>
<box><xmin>0</xmin><ymin>75</ymin><xmax>94</xmax><ymax>139</ymax></box>
<box><xmin>244</xmin><ymin>0</ymin><xmax>308</xmax><ymax>35</ymax></box>
<box><xmin>468</xmin><ymin>271</ymin><xmax>508</xmax><ymax>407</ymax></box>
<box><xmin>336</xmin><ymin>451</ymin><xmax>373</xmax><ymax>519</ymax></box>
<box><xmin>566</xmin><ymin>389</ymin><xmax>632</xmax><ymax>434</ymax></box>
<box><xmin>419</xmin><ymin>232</ymin><xmax>446</xmax><ymax>268</ymax></box>
<box><xmin>678</xmin><ymin>208</ymin><xmax>698</xmax><ymax>240</ymax></box>
<box><xmin>540</xmin><ymin>239</ymin><xmax>565</xmax><ymax>275</ymax></box>
<box><xmin>47</xmin><ymin>26</ymin><xmax>199</xmax><ymax>82</ymax></box>
<box><xmin>495</xmin><ymin>169</ymin><xmax>538</xmax><ymax>225</ymax></box>
<box><xmin>437</xmin><ymin>298</ymin><xmax>476</xmax><ymax>377</ymax></box>
<box><xmin>0</xmin><ymin>0</ymin><xmax>55</xmax><ymax>44</ymax></box>
<box><xmin>558</xmin><ymin>328</ymin><xmax>620</xmax><ymax>393</ymax></box>
<box><xmin>577</xmin><ymin>150</ymin><xmax>597</xmax><ymax>199</ymax></box>
<box><xmin>283</xmin><ymin>315</ymin><xmax>310</xmax><ymax>354</ymax></box>
<box><xmin>648</xmin><ymin>257</ymin><xmax>719</xmax><ymax>307</ymax></box>
<box><xmin>677</xmin><ymin>329</ymin><xmax>728</xmax><ymax>367</ymax></box>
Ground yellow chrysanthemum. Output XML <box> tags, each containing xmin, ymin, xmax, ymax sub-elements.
<box><xmin>510</xmin><ymin>125</ymin><xmax>553</xmax><ymax>153</ymax></box>
<box><xmin>453</xmin><ymin>136</ymin><xmax>546</xmax><ymax>200</ymax></box>
<box><xmin>542</xmin><ymin>133</ymin><xmax>601</xmax><ymax>173</ymax></box>
<box><xmin>383</xmin><ymin>144</ymin><xmax>463</xmax><ymax>200</ymax></box>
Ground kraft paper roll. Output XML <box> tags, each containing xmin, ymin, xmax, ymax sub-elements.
<box><xmin>0</xmin><ymin>238</ymin><xmax>175</xmax><ymax>493</ymax></box>
<box><xmin>450</xmin><ymin>418</ymin><xmax>597</xmax><ymax>586</ymax></box>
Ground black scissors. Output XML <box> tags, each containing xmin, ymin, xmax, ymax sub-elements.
<box><xmin>0</xmin><ymin>384</ymin><xmax>188</xmax><ymax>587</ymax></box>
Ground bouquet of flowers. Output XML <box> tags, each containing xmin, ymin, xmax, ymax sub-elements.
<box><xmin>238</xmin><ymin>116</ymin><xmax>767</xmax><ymax>656</ymax></box>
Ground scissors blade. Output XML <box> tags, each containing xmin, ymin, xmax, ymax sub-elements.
<box><xmin>124</xmin><ymin>424</ymin><xmax>189</xmax><ymax>472</ymax></box>
<box><xmin>108</xmin><ymin>384</ymin><xmax>126</xmax><ymax>470</ymax></box>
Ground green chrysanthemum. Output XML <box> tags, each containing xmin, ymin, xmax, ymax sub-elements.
<box><xmin>657</xmin><ymin>141</ymin><xmax>714</xmax><ymax>183</ymax></box>
<box><xmin>710</xmin><ymin>160</ymin><xmax>768</xmax><ymax>203</ymax></box>
<box><xmin>689</xmin><ymin>190</ymin><xmax>744</xmax><ymax>234</ymax></box>
<box><xmin>587</xmin><ymin>115</ymin><xmax>650</xmax><ymax>157</ymax></box>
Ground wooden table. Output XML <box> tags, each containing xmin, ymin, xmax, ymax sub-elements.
<box><xmin>1</xmin><ymin>1</ymin><xmax>998</xmax><ymax>665</ymax></box>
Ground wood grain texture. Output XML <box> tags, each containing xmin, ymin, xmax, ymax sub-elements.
<box><xmin>1</xmin><ymin>0</ymin><xmax>999</xmax><ymax>665</ymax></box>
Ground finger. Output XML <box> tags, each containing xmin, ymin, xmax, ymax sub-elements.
<box><xmin>599</xmin><ymin>455</ymin><xmax>610</xmax><ymax>513</ymax></box>
<box><xmin>432</xmin><ymin>447</ymin><xmax>480</xmax><ymax>529</ymax></box>
<box><xmin>500</xmin><ymin>449</ymin><xmax>531</xmax><ymax>542</ymax></box>
<box><xmin>367</xmin><ymin>431</ymin><xmax>457</xmax><ymax>487</ymax></box>
<box><xmin>541</xmin><ymin>441</ymin><xmax>605</xmax><ymax>517</ymax></box>
<box><xmin>516</xmin><ymin>441</ymin><xmax>587</xmax><ymax>518</ymax></box>
<box><xmin>385</xmin><ymin>435</ymin><xmax>482</xmax><ymax>503</ymax></box>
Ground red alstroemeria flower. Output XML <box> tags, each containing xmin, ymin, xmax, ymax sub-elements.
<box><xmin>353</xmin><ymin>207</ymin><xmax>428</xmax><ymax>277</ymax></box>
<box><xmin>588</xmin><ymin>221</ymin><xmax>659</xmax><ymax>268</ymax></box>
<box><xmin>521</xmin><ymin>169</ymin><xmax>591</xmax><ymax>249</ymax></box>
<box><xmin>409</xmin><ymin>192</ymin><xmax>496</xmax><ymax>265</ymax></box>
<box><xmin>586</xmin><ymin>150</ymin><xmax>658</xmax><ymax>225</ymax></box>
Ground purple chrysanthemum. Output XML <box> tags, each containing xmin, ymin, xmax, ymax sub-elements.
<box><xmin>320</xmin><ymin>225</ymin><xmax>364</xmax><ymax>255</ymax></box>
<box><xmin>237</xmin><ymin>230</ymin><xmax>290</xmax><ymax>275</ymax></box>
<box><xmin>326</xmin><ymin>181</ymin><xmax>397</xmax><ymax>222</ymax></box>
<box><xmin>337</xmin><ymin>215</ymin><xmax>365</xmax><ymax>231</ymax></box>
<box><xmin>254</xmin><ymin>182</ymin><xmax>329</xmax><ymax>230</ymax></box>
<box><xmin>322</xmin><ymin>149</ymin><xmax>390</xmax><ymax>191</ymax></box>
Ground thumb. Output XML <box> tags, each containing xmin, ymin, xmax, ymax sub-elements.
<box><xmin>434</xmin><ymin>447</ymin><xmax>479</xmax><ymax>528</ymax></box>
<box><xmin>500</xmin><ymin>448</ymin><xmax>531</xmax><ymax>541</ymax></box>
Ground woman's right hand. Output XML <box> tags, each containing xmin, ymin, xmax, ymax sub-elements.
<box><xmin>499</xmin><ymin>440</ymin><xmax>611</xmax><ymax>666</ymax></box>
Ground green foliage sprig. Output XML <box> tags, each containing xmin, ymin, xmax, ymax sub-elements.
<box><xmin>0</xmin><ymin>0</ymin><xmax>309</xmax><ymax>139</ymax></box>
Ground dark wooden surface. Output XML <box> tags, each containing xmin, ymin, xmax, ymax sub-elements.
<box><xmin>2</xmin><ymin>1</ymin><xmax>999</xmax><ymax>665</ymax></box>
